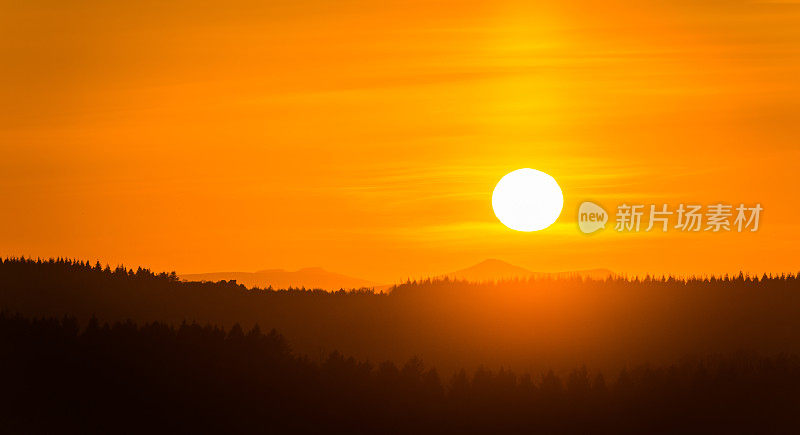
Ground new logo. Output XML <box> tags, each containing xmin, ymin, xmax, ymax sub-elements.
<box><xmin>578</xmin><ymin>201</ymin><xmax>608</xmax><ymax>234</ymax></box>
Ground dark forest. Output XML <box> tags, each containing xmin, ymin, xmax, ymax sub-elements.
<box><xmin>2</xmin><ymin>258</ymin><xmax>800</xmax><ymax>432</ymax></box>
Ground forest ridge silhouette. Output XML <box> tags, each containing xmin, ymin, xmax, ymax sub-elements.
<box><xmin>2</xmin><ymin>258</ymin><xmax>800</xmax><ymax>431</ymax></box>
<box><xmin>2</xmin><ymin>257</ymin><xmax>800</xmax><ymax>374</ymax></box>
<box><xmin>3</xmin><ymin>312</ymin><xmax>799</xmax><ymax>433</ymax></box>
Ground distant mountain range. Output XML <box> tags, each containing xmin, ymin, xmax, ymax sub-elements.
<box><xmin>180</xmin><ymin>259</ymin><xmax>612</xmax><ymax>290</ymax></box>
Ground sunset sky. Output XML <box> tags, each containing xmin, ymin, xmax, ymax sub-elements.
<box><xmin>1</xmin><ymin>0</ymin><xmax>798</xmax><ymax>283</ymax></box>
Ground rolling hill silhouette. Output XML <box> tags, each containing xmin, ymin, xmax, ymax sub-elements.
<box><xmin>182</xmin><ymin>259</ymin><xmax>612</xmax><ymax>290</ymax></box>
<box><xmin>180</xmin><ymin>267</ymin><xmax>376</xmax><ymax>290</ymax></box>
<box><xmin>446</xmin><ymin>258</ymin><xmax>613</xmax><ymax>282</ymax></box>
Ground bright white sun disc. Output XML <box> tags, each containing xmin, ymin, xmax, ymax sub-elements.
<box><xmin>492</xmin><ymin>168</ymin><xmax>564</xmax><ymax>232</ymax></box>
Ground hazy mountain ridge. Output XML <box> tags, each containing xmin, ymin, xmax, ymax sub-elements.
<box><xmin>181</xmin><ymin>259</ymin><xmax>613</xmax><ymax>290</ymax></box>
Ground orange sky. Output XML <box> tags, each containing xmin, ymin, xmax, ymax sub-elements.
<box><xmin>1</xmin><ymin>0</ymin><xmax>798</xmax><ymax>283</ymax></box>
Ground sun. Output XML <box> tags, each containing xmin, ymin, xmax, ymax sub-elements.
<box><xmin>492</xmin><ymin>168</ymin><xmax>564</xmax><ymax>232</ymax></box>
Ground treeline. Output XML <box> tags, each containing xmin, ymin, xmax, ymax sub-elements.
<box><xmin>0</xmin><ymin>256</ymin><xmax>376</xmax><ymax>293</ymax></box>
<box><xmin>2</xmin><ymin>257</ymin><xmax>800</xmax><ymax>376</ymax></box>
<box><xmin>2</xmin><ymin>312</ymin><xmax>799</xmax><ymax>433</ymax></box>
<box><xmin>3</xmin><ymin>256</ymin><xmax>796</xmax><ymax>291</ymax></box>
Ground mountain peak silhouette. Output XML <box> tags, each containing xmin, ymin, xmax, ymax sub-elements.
<box><xmin>446</xmin><ymin>259</ymin><xmax>534</xmax><ymax>282</ymax></box>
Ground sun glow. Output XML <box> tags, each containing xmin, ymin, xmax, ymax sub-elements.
<box><xmin>492</xmin><ymin>168</ymin><xmax>564</xmax><ymax>232</ymax></box>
